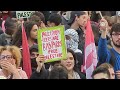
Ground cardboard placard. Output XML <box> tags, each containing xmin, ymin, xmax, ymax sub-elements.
<box><xmin>16</xmin><ymin>11</ymin><xmax>35</xmax><ymax>19</ymax></box>
<box><xmin>37</xmin><ymin>25</ymin><xmax>67</xmax><ymax>63</ymax></box>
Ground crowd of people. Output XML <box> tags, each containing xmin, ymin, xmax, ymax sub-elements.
<box><xmin>0</xmin><ymin>11</ymin><xmax>120</xmax><ymax>79</ymax></box>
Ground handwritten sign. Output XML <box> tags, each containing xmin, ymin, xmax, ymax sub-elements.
<box><xmin>37</xmin><ymin>25</ymin><xmax>67</xmax><ymax>63</ymax></box>
<box><xmin>16</xmin><ymin>11</ymin><xmax>35</xmax><ymax>19</ymax></box>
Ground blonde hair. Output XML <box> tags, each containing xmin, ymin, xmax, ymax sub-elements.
<box><xmin>0</xmin><ymin>45</ymin><xmax>22</xmax><ymax>68</ymax></box>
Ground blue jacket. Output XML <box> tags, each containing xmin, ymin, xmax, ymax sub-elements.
<box><xmin>98</xmin><ymin>37</ymin><xmax>120</xmax><ymax>71</ymax></box>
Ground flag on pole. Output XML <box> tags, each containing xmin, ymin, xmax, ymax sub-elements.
<box><xmin>83</xmin><ymin>20</ymin><xmax>98</xmax><ymax>79</ymax></box>
<box><xmin>22</xmin><ymin>22</ymin><xmax>32</xmax><ymax>78</ymax></box>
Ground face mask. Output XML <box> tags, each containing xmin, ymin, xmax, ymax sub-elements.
<box><xmin>66</xmin><ymin>39</ymin><xmax>78</xmax><ymax>52</ymax></box>
<box><xmin>31</xmin><ymin>58</ymin><xmax>37</xmax><ymax>68</ymax></box>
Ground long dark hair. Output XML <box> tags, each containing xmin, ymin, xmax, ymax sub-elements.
<box><xmin>67</xmin><ymin>48</ymin><xmax>78</xmax><ymax>72</ymax></box>
<box><xmin>67</xmin><ymin>48</ymin><xmax>86</xmax><ymax>79</ymax></box>
<box><xmin>12</xmin><ymin>21</ymin><xmax>37</xmax><ymax>47</ymax></box>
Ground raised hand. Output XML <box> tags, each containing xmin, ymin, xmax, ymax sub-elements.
<box><xmin>36</xmin><ymin>54</ymin><xmax>45</xmax><ymax>72</ymax></box>
<box><xmin>99</xmin><ymin>18</ymin><xmax>109</xmax><ymax>39</ymax></box>
<box><xmin>99</xmin><ymin>18</ymin><xmax>108</xmax><ymax>31</ymax></box>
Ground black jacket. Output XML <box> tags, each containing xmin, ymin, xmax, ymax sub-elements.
<box><xmin>0</xmin><ymin>33</ymin><xmax>12</xmax><ymax>46</ymax></box>
<box><xmin>76</xmin><ymin>70</ymin><xmax>86</xmax><ymax>79</ymax></box>
<box><xmin>0</xmin><ymin>34</ymin><xmax>7</xmax><ymax>46</ymax></box>
<box><xmin>75</xmin><ymin>52</ymin><xmax>84</xmax><ymax>72</ymax></box>
<box><xmin>30</xmin><ymin>67</ymin><xmax>86</xmax><ymax>79</ymax></box>
<box><xmin>30</xmin><ymin>67</ymin><xmax>49</xmax><ymax>79</ymax></box>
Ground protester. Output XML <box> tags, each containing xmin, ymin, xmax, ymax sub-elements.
<box><xmin>0</xmin><ymin>17</ymin><xmax>17</xmax><ymax>46</ymax></box>
<box><xmin>47</xmin><ymin>13</ymin><xmax>62</xmax><ymax>27</ymax></box>
<box><xmin>98</xmin><ymin>19</ymin><xmax>120</xmax><ymax>78</ymax></box>
<box><xmin>30</xmin><ymin>54</ymin><xmax>49</xmax><ymax>79</ymax></box>
<box><xmin>48</xmin><ymin>65</ymin><xmax>68</xmax><ymax>79</ymax></box>
<box><xmin>29</xmin><ymin>44</ymin><xmax>50</xmax><ymax>72</ymax></box>
<box><xmin>29</xmin><ymin>11</ymin><xmax>46</xmax><ymax>28</ymax></box>
<box><xmin>0</xmin><ymin>45</ymin><xmax>28</xmax><ymax>79</ymax></box>
<box><xmin>98</xmin><ymin>63</ymin><xmax>115</xmax><ymax>79</ymax></box>
<box><xmin>40</xmin><ymin>11</ymin><xmax>51</xmax><ymax>25</ymax></box>
<box><xmin>92</xmin><ymin>66</ymin><xmax>111</xmax><ymax>79</ymax></box>
<box><xmin>64</xmin><ymin>29</ymin><xmax>83</xmax><ymax>71</ymax></box>
<box><xmin>29</xmin><ymin>44</ymin><xmax>39</xmax><ymax>72</ymax></box>
<box><xmin>28</xmin><ymin>15</ymin><xmax>41</xmax><ymax>27</ymax></box>
<box><xmin>67</xmin><ymin>11</ymin><xmax>88</xmax><ymax>53</ymax></box>
<box><xmin>65</xmin><ymin>28</ymin><xmax>80</xmax><ymax>53</ymax></box>
<box><xmin>61</xmin><ymin>48</ymin><xmax>86</xmax><ymax>79</ymax></box>
<box><xmin>30</xmin><ymin>48</ymin><xmax>85</xmax><ymax>79</ymax></box>
<box><xmin>12</xmin><ymin>21</ymin><xmax>38</xmax><ymax>48</ymax></box>
<box><xmin>30</xmin><ymin>54</ymin><xmax>61</xmax><ymax>79</ymax></box>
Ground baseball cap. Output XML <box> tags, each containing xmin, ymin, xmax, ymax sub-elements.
<box><xmin>68</xmin><ymin>11</ymin><xmax>86</xmax><ymax>25</ymax></box>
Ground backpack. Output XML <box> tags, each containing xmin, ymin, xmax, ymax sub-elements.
<box><xmin>97</xmin><ymin>49</ymin><xmax>116</xmax><ymax>67</ymax></box>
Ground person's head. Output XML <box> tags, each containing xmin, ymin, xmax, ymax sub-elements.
<box><xmin>48</xmin><ymin>60</ymin><xmax>61</xmax><ymax>71</ymax></box>
<box><xmin>68</xmin><ymin>11</ymin><xmax>88</xmax><ymax>28</ymax></box>
<box><xmin>28</xmin><ymin>15</ymin><xmax>41</xmax><ymax>27</ymax></box>
<box><xmin>0</xmin><ymin>45</ymin><xmax>21</xmax><ymax>68</ymax></box>
<box><xmin>84</xmin><ymin>11</ymin><xmax>89</xmax><ymax>17</ymax></box>
<box><xmin>29</xmin><ymin>44</ymin><xmax>39</xmax><ymax>68</ymax></box>
<box><xmin>61</xmin><ymin>48</ymin><xmax>77</xmax><ymax>72</ymax></box>
<box><xmin>47</xmin><ymin>13</ymin><xmax>62</xmax><ymax>27</ymax></box>
<box><xmin>99</xmin><ymin>63</ymin><xmax>115</xmax><ymax>79</ymax></box>
<box><xmin>4</xmin><ymin>17</ymin><xmax>17</xmax><ymax>35</ymax></box>
<box><xmin>65</xmin><ymin>29</ymin><xmax>79</xmax><ymax>52</ymax></box>
<box><xmin>30</xmin><ymin>11</ymin><xmax>45</xmax><ymax>23</ymax></box>
<box><xmin>92</xmin><ymin>67</ymin><xmax>111</xmax><ymax>79</ymax></box>
<box><xmin>111</xmin><ymin>16</ymin><xmax>117</xmax><ymax>24</ymax></box>
<box><xmin>110</xmin><ymin>23</ymin><xmax>120</xmax><ymax>48</ymax></box>
<box><xmin>24</xmin><ymin>21</ymin><xmax>38</xmax><ymax>40</ymax></box>
<box><xmin>12</xmin><ymin>21</ymin><xmax>38</xmax><ymax>47</ymax></box>
<box><xmin>49</xmin><ymin>65</ymin><xmax>68</xmax><ymax>79</ymax></box>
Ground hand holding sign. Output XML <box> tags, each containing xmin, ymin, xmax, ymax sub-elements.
<box><xmin>37</xmin><ymin>25</ymin><xmax>67</xmax><ymax>63</ymax></box>
<box><xmin>36</xmin><ymin>54</ymin><xmax>45</xmax><ymax>72</ymax></box>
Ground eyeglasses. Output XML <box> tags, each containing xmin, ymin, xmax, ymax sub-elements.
<box><xmin>0</xmin><ymin>55</ymin><xmax>13</xmax><ymax>60</ymax></box>
<box><xmin>112</xmin><ymin>33</ymin><xmax>120</xmax><ymax>37</ymax></box>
